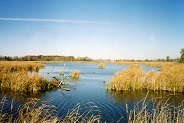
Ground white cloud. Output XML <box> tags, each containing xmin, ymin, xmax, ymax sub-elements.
<box><xmin>0</xmin><ymin>17</ymin><xmax>121</xmax><ymax>25</ymax></box>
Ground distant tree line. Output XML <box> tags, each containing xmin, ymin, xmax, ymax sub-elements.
<box><xmin>115</xmin><ymin>57</ymin><xmax>180</xmax><ymax>62</ymax></box>
<box><xmin>115</xmin><ymin>48</ymin><xmax>184</xmax><ymax>63</ymax></box>
<box><xmin>0</xmin><ymin>48</ymin><xmax>183</xmax><ymax>62</ymax></box>
<box><xmin>0</xmin><ymin>55</ymin><xmax>92</xmax><ymax>61</ymax></box>
<box><xmin>0</xmin><ymin>55</ymin><xmax>181</xmax><ymax>62</ymax></box>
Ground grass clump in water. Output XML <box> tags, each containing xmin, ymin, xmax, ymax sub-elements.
<box><xmin>98</xmin><ymin>63</ymin><xmax>105</xmax><ymax>69</ymax></box>
<box><xmin>0</xmin><ymin>71</ymin><xmax>57</xmax><ymax>93</ymax></box>
<box><xmin>110</xmin><ymin>65</ymin><xmax>145</xmax><ymax>91</ymax></box>
<box><xmin>69</xmin><ymin>70</ymin><xmax>80</xmax><ymax>79</ymax></box>
<box><xmin>110</xmin><ymin>63</ymin><xmax>184</xmax><ymax>92</ymax></box>
<box><xmin>0</xmin><ymin>61</ymin><xmax>58</xmax><ymax>94</ymax></box>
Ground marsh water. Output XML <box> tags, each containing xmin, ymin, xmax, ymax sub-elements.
<box><xmin>1</xmin><ymin>63</ymin><xmax>184</xmax><ymax>122</ymax></box>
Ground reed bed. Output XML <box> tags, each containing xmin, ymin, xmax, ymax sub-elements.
<box><xmin>110</xmin><ymin>63</ymin><xmax>184</xmax><ymax>92</ymax></box>
<box><xmin>69</xmin><ymin>70</ymin><xmax>80</xmax><ymax>79</ymax></box>
<box><xmin>1</xmin><ymin>95</ymin><xmax>183</xmax><ymax>123</ymax></box>
<box><xmin>0</xmin><ymin>61</ymin><xmax>44</xmax><ymax>72</ymax></box>
<box><xmin>127</xmin><ymin>95</ymin><xmax>184</xmax><ymax>123</ymax></box>
<box><xmin>62</xmin><ymin>103</ymin><xmax>101</xmax><ymax>123</ymax></box>
<box><xmin>0</xmin><ymin>97</ymin><xmax>101</xmax><ymax>123</ymax></box>
<box><xmin>0</xmin><ymin>71</ymin><xmax>58</xmax><ymax>93</ymax></box>
<box><xmin>98</xmin><ymin>63</ymin><xmax>105</xmax><ymax>69</ymax></box>
<box><xmin>0</xmin><ymin>61</ymin><xmax>57</xmax><ymax>93</ymax></box>
<box><xmin>114</xmin><ymin>61</ymin><xmax>175</xmax><ymax>68</ymax></box>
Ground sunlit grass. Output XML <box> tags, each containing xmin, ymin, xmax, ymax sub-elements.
<box><xmin>1</xmin><ymin>95</ymin><xmax>183</xmax><ymax>123</ymax></box>
<box><xmin>0</xmin><ymin>61</ymin><xmax>44</xmax><ymax>72</ymax></box>
<box><xmin>127</xmin><ymin>95</ymin><xmax>184</xmax><ymax>123</ymax></box>
<box><xmin>0</xmin><ymin>97</ymin><xmax>101</xmax><ymax>123</ymax></box>
<box><xmin>0</xmin><ymin>61</ymin><xmax>57</xmax><ymax>93</ymax></box>
<box><xmin>98</xmin><ymin>63</ymin><xmax>105</xmax><ymax>69</ymax></box>
<box><xmin>110</xmin><ymin>63</ymin><xmax>184</xmax><ymax>92</ymax></box>
<box><xmin>69</xmin><ymin>70</ymin><xmax>80</xmax><ymax>79</ymax></box>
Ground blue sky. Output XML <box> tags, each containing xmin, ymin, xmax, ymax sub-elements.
<box><xmin>0</xmin><ymin>0</ymin><xmax>184</xmax><ymax>60</ymax></box>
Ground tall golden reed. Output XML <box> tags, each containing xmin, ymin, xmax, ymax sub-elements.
<box><xmin>127</xmin><ymin>95</ymin><xmax>184</xmax><ymax>123</ymax></box>
<box><xmin>110</xmin><ymin>63</ymin><xmax>184</xmax><ymax>92</ymax></box>
<box><xmin>98</xmin><ymin>63</ymin><xmax>105</xmax><ymax>69</ymax></box>
<box><xmin>0</xmin><ymin>97</ymin><xmax>101</xmax><ymax>123</ymax></box>
<box><xmin>0</xmin><ymin>61</ymin><xmax>44</xmax><ymax>72</ymax></box>
<box><xmin>69</xmin><ymin>70</ymin><xmax>80</xmax><ymax>79</ymax></box>
<box><xmin>0</xmin><ymin>61</ymin><xmax>58</xmax><ymax>93</ymax></box>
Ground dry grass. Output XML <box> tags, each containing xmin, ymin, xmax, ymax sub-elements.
<box><xmin>69</xmin><ymin>70</ymin><xmax>80</xmax><ymax>79</ymax></box>
<box><xmin>62</xmin><ymin>103</ymin><xmax>101</xmax><ymax>123</ymax></box>
<box><xmin>127</xmin><ymin>95</ymin><xmax>184</xmax><ymax>123</ymax></box>
<box><xmin>0</xmin><ymin>71</ymin><xmax>47</xmax><ymax>93</ymax></box>
<box><xmin>110</xmin><ymin>65</ymin><xmax>144</xmax><ymax>91</ymax></box>
<box><xmin>0</xmin><ymin>61</ymin><xmax>58</xmax><ymax>93</ymax></box>
<box><xmin>110</xmin><ymin>63</ymin><xmax>184</xmax><ymax>92</ymax></box>
<box><xmin>0</xmin><ymin>97</ymin><xmax>101</xmax><ymax>123</ymax></box>
<box><xmin>0</xmin><ymin>61</ymin><xmax>44</xmax><ymax>72</ymax></box>
<box><xmin>1</xmin><ymin>95</ymin><xmax>182</xmax><ymax>123</ymax></box>
<box><xmin>98</xmin><ymin>63</ymin><xmax>105</xmax><ymax>69</ymax></box>
<box><xmin>114</xmin><ymin>61</ymin><xmax>175</xmax><ymax>68</ymax></box>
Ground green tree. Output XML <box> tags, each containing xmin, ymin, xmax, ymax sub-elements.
<box><xmin>27</xmin><ymin>55</ymin><xmax>31</xmax><ymax>61</ymax></box>
<box><xmin>166</xmin><ymin>56</ymin><xmax>170</xmax><ymax>62</ymax></box>
<box><xmin>180</xmin><ymin>48</ymin><xmax>184</xmax><ymax>63</ymax></box>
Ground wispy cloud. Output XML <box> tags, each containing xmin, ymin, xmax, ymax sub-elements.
<box><xmin>0</xmin><ymin>17</ymin><xmax>122</xmax><ymax>25</ymax></box>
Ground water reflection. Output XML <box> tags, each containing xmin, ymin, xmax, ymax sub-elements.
<box><xmin>108</xmin><ymin>90</ymin><xmax>184</xmax><ymax>105</ymax></box>
<box><xmin>0</xmin><ymin>89</ymin><xmax>45</xmax><ymax>102</ymax></box>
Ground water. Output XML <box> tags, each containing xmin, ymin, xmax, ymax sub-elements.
<box><xmin>0</xmin><ymin>63</ymin><xmax>183</xmax><ymax>122</ymax></box>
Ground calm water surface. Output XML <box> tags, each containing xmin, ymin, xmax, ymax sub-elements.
<box><xmin>0</xmin><ymin>63</ymin><xmax>184</xmax><ymax>122</ymax></box>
